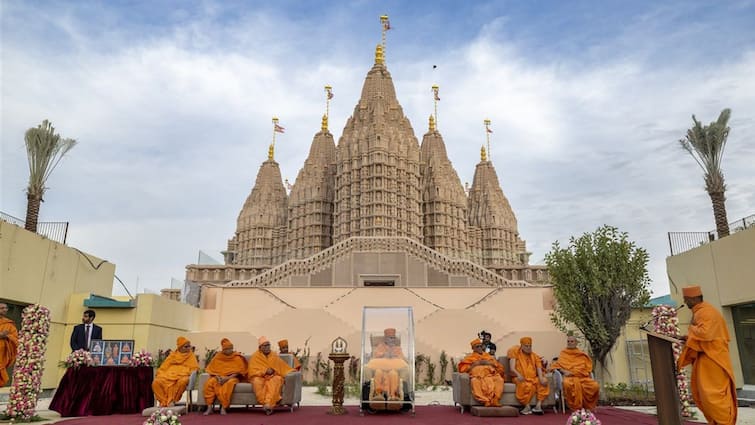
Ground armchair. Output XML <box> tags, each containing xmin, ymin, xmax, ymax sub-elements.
<box><xmin>195</xmin><ymin>353</ymin><xmax>302</xmax><ymax>413</ymax></box>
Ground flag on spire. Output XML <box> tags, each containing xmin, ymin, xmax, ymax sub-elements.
<box><xmin>382</xmin><ymin>17</ymin><xmax>391</xmax><ymax>31</ymax></box>
<box><xmin>486</xmin><ymin>127</ymin><xmax>493</xmax><ymax>133</ymax></box>
<box><xmin>327</xmin><ymin>88</ymin><xmax>334</xmax><ymax>100</ymax></box>
<box><xmin>274</xmin><ymin>124</ymin><xmax>286</xmax><ymax>133</ymax></box>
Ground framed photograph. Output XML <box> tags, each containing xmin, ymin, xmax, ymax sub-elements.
<box><xmin>90</xmin><ymin>339</ymin><xmax>135</xmax><ymax>366</ymax></box>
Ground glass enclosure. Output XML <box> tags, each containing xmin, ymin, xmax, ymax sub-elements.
<box><xmin>732</xmin><ymin>303</ymin><xmax>755</xmax><ymax>385</ymax></box>
<box><xmin>359</xmin><ymin>306</ymin><xmax>415</xmax><ymax>414</ymax></box>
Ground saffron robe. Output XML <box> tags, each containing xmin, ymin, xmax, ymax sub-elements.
<box><xmin>458</xmin><ymin>352</ymin><xmax>505</xmax><ymax>407</ymax></box>
<box><xmin>678</xmin><ymin>301</ymin><xmax>737</xmax><ymax>425</ymax></box>
<box><xmin>203</xmin><ymin>351</ymin><xmax>248</xmax><ymax>408</ymax></box>
<box><xmin>152</xmin><ymin>349</ymin><xmax>199</xmax><ymax>406</ymax></box>
<box><xmin>507</xmin><ymin>345</ymin><xmax>550</xmax><ymax>405</ymax></box>
<box><xmin>0</xmin><ymin>317</ymin><xmax>18</xmax><ymax>387</ymax></box>
<box><xmin>247</xmin><ymin>350</ymin><xmax>293</xmax><ymax>407</ymax></box>
<box><xmin>550</xmin><ymin>347</ymin><xmax>599</xmax><ymax>410</ymax></box>
<box><xmin>366</xmin><ymin>343</ymin><xmax>408</xmax><ymax>399</ymax></box>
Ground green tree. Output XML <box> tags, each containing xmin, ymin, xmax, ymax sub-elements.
<box><xmin>679</xmin><ymin>108</ymin><xmax>732</xmax><ymax>237</ymax></box>
<box><xmin>24</xmin><ymin>120</ymin><xmax>77</xmax><ymax>233</ymax></box>
<box><xmin>544</xmin><ymin>225</ymin><xmax>650</xmax><ymax>382</ymax></box>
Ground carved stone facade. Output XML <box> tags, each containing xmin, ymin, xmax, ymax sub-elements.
<box><xmin>210</xmin><ymin>44</ymin><xmax>542</xmax><ymax>288</ymax></box>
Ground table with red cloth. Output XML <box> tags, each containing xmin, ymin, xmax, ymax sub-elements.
<box><xmin>50</xmin><ymin>366</ymin><xmax>154</xmax><ymax>416</ymax></box>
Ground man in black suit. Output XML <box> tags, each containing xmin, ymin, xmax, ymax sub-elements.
<box><xmin>70</xmin><ymin>309</ymin><xmax>103</xmax><ymax>351</ymax></box>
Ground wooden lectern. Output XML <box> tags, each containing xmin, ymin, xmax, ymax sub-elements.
<box><xmin>643</xmin><ymin>330</ymin><xmax>683</xmax><ymax>425</ymax></box>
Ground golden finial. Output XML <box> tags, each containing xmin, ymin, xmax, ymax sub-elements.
<box><xmin>480</xmin><ymin>145</ymin><xmax>487</xmax><ymax>162</ymax></box>
<box><xmin>484</xmin><ymin>119</ymin><xmax>492</xmax><ymax>162</ymax></box>
<box><xmin>322</xmin><ymin>114</ymin><xmax>328</xmax><ymax>132</ymax></box>
<box><xmin>431</xmin><ymin>84</ymin><xmax>440</xmax><ymax>129</ymax></box>
<box><xmin>375</xmin><ymin>44</ymin><xmax>384</xmax><ymax>64</ymax></box>
<box><xmin>429</xmin><ymin>115</ymin><xmax>436</xmax><ymax>132</ymax></box>
<box><xmin>268</xmin><ymin>143</ymin><xmax>274</xmax><ymax>160</ymax></box>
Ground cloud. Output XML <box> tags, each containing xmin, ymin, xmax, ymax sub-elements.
<box><xmin>2</xmin><ymin>2</ymin><xmax>754</xmax><ymax>297</ymax></box>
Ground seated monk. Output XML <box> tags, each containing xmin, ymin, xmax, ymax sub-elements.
<box><xmin>365</xmin><ymin>328</ymin><xmax>409</xmax><ymax>404</ymax></box>
<box><xmin>508</xmin><ymin>336</ymin><xmax>549</xmax><ymax>415</ymax></box>
<box><xmin>247</xmin><ymin>336</ymin><xmax>294</xmax><ymax>415</ymax></box>
<box><xmin>549</xmin><ymin>334</ymin><xmax>599</xmax><ymax>411</ymax></box>
<box><xmin>152</xmin><ymin>336</ymin><xmax>199</xmax><ymax>407</ymax></box>
<box><xmin>203</xmin><ymin>338</ymin><xmax>248</xmax><ymax>415</ymax></box>
<box><xmin>458</xmin><ymin>338</ymin><xmax>504</xmax><ymax>407</ymax></box>
<box><xmin>277</xmin><ymin>339</ymin><xmax>301</xmax><ymax>371</ymax></box>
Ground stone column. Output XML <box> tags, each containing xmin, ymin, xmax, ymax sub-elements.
<box><xmin>328</xmin><ymin>352</ymin><xmax>350</xmax><ymax>415</ymax></box>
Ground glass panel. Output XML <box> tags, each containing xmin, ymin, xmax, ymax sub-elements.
<box><xmin>360</xmin><ymin>306</ymin><xmax>415</xmax><ymax>413</ymax></box>
<box><xmin>626</xmin><ymin>340</ymin><xmax>652</xmax><ymax>391</ymax></box>
<box><xmin>732</xmin><ymin>303</ymin><xmax>755</xmax><ymax>385</ymax></box>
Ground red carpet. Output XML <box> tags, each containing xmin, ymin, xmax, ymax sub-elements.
<box><xmin>55</xmin><ymin>406</ymin><xmax>699</xmax><ymax>424</ymax></box>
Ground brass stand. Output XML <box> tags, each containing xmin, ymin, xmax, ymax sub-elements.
<box><xmin>327</xmin><ymin>352</ymin><xmax>350</xmax><ymax>415</ymax></box>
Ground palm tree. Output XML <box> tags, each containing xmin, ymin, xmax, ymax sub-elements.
<box><xmin>679</xmin><ymin>108</ymin><xmax>731</xmax><ymax>238</ymax></box>
<box><xmin>24</xmin><ymin>120</ymin><xmax>77</xmax><ymax>233</ymax></box>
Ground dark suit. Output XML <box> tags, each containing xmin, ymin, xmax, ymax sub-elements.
<box><xmin>70</xmin><ymin>323</ymin><xmax>103</xmax><ymax>351</ymax></box>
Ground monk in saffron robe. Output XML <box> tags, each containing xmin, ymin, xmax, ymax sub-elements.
<box><xmin>247</xmin><ymin>336</ymin><xmax>294</xmax><ymax>415</ymax></box>
<box><xmin>458</xmin><ymin>338</ymin><xmax>504</xmax><ymax>407</ymax></box>
<box><xmin>203</xmin><ymin>338</ymin><xmax>248</xmax><ymax>415</ymax></box>
<box><xmin>366</xmin><ymin>328</ymin><xmax>409</xmax><ymax>403</ymax></box>
<box><xmin>549</xmin><ymin>334</ymin><xmax>599</xmax><ymax>411</ymax></box>
<box><xmin>277</xmin><ymin>339</ymin><xmax>301</xmax><ymax>371</ymax></box>
<box><xmin>508</xmin><ymin>336</ymin><xmax>549</xmax><ymax>415</ymax></box>
<box><xmin>678</xmin><ymin>285</ymin><xmax>737</xmax><ymax>425</ymax></box>
<box><xmin>0</xmin><ymin>303</ymin><xmax>19</xmax><ymax>387</ymax></box>
<box><xmin>152</xmin><ymin>336</ymin><xmax>199</xmax><ymax>406</ymax></box>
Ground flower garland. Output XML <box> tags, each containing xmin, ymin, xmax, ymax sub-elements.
<box><xmin>59</xmin><ymin>349</ymin><xmax>96</xmax><ymax>369</ymax></box>
<box><xmin>143</xmin><ymin>408</ymin><xmax>181</xmax><ymax>425</ymax></box>
<box><xmin>131</xmin><ymin>349</ymin><xmax>154</xmax><ymax>367</ymax></box>
<box><xmin>4</xmin><ymin>304</ymin><xmax>51</xmax><ymax>422</ymax></box>
<box><xmin>651</xmin><ymin>305</ymin><xmax>694</xmax><ymax>418</ymax></box>
<box><xmin>566</xmin><ymin>408</ymin><xmax>601</xmax><ymax>425</ymax></box>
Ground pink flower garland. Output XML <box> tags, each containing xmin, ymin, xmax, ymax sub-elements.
<box><xmin>650</xmin><ymin>305</ymin><xmax>694</xmax><ymax>418</ymax></box>
<box><xmin>566</xmin><ymin>408</ymin><xmax>601</xmax><ymax>425</ymax></box>
<box><xmin>4</xmin><ymin>304</ymin><xmax>51</xmax><ymax>422</ymax></box>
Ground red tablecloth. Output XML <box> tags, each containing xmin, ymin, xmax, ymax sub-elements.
<box><xmin>50</xmin><ymin>366</ymin><xmax>154</xmax><ymax>416</ymax></box>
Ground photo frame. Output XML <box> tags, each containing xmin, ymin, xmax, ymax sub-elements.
<box><xmin>90</xmin><ymin>339</ymin><xmax>134</xmax><ymax>366</ymax></box>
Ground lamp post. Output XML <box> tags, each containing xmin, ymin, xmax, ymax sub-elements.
<box><xmin>328</xmin><ymin>336</ymin><xmax>349</xmax><ymax>415</ymax></box>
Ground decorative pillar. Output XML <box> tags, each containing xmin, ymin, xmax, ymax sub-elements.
<box><xmin>328</xmin><ymin>336</ymin><xmax>349</xmax><ymax>415</ymax></box>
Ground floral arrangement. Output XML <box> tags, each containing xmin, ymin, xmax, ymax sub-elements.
<box><xmin>59</xmin><ymin>349</ymin><xmax>96</xmax><ymax>369</ymax></box>
<box><xmin>4</xmin><ymin>304</ymin><xmax>51</xmax><ymax>422</ymax></box>
<box><xmin>651</xmin><ymin>304</ymin><xmax>694</xmax><ymax>418</ymax></box>
<box><xmin>566</xmin><ymin>408</ymin><xmax>601</xmax><ymax>425</ymax></box>
<box><xmin>131</xmin><ymin>349</ymin><xmax>155</xmax><ymax>367</ymax></box>
<box><xmin>143</xmin><ymin>408</ymin><xmax>181</xmax><ymax>425</ymax></box>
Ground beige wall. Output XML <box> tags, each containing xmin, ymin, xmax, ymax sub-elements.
<box><xmin>0</xmin><ymin>221</ymin><xmax>114</xmax><ymax>389</ymax></box>
<box><xmin>666</xmin><ymin>225</ymin><xmax>755</xmax><ymax>387</ymax></box>
<box><xmin>0</xmin><ymin>221</ymin><xmax>201</xmax><ymax>389</ymax></box>
<box><xmin>189</xmin><ymin>286</ymin><xmax>564</xmax><ymax>382</ymax></box>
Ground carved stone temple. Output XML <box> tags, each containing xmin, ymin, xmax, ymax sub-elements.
<box><xmin>184</xmin><ymin>41</ymin><xmax>559</xmax><ymax>362</ymax></box>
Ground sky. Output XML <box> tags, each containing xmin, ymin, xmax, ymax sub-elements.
<box><xmin>2</xmin><ymin>0</ymin><xmax>754</xmax><ymax>298</ymax></box>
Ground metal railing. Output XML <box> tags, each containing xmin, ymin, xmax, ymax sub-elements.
<box><xmin>0</xmin><ymin>211</ymin><xmax>69</xmax><ymax>245</ymax></box>
<box><xmin>668</xmin><ymin>213</ymin><xmax>755</xmax><ymax>256</ymax></box>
